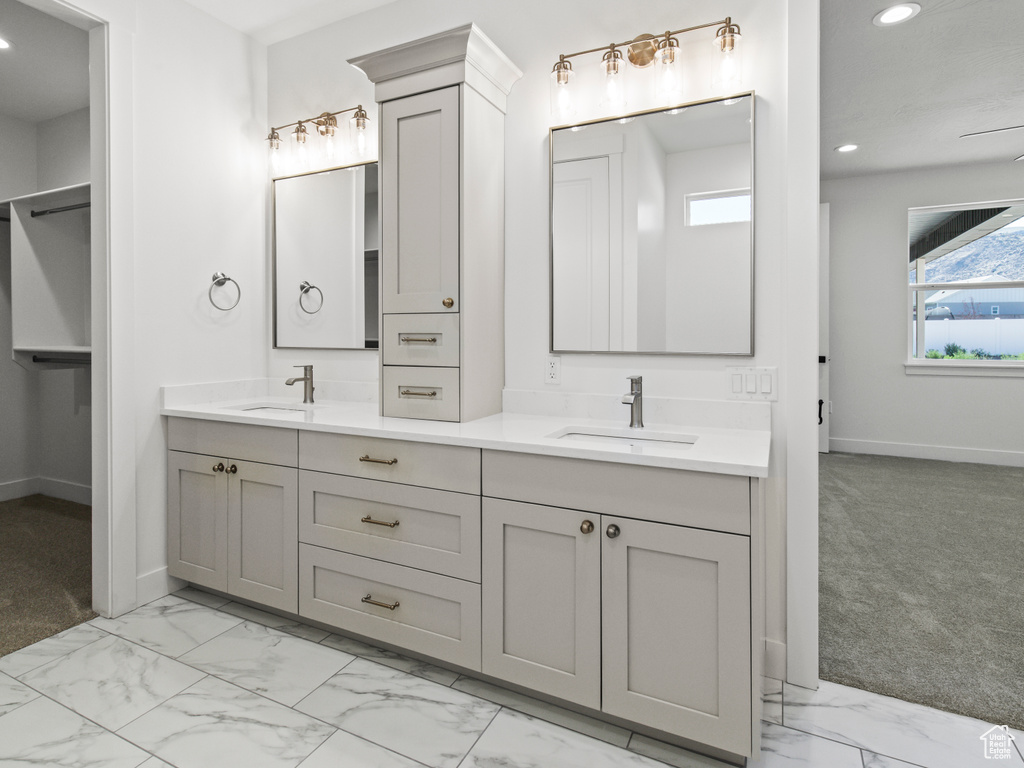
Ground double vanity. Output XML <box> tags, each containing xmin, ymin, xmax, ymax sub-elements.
<box><xmin>180</xmin><ymin>17</ymin><xmax>771</xmax><ymax>766</ymax></box>
<box><xmin>163</xmin><ymin>391</ymin><xmax>770</xmax><ymax>763</ymax></box>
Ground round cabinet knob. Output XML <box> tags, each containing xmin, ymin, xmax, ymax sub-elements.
<box><xmin>212</xmin><ymin>462</ymin><xmax>224</xmax><ymax>473</ymax></box>
<box><xmin>442</xmin><ymin>297</ymin><xmax>454</xmax><ymax>308</ymax></box>
<box><xmin>580</xmin><ymin>520</ymin><xmax>594</xmax><ymax>534</ymax></box>
<box><xmin>606</xmin><ymin>524</ymin><xmax>620</xmax><ymax>539</ymax></box>
<box><xmin>227</xmin><ymin>464</ymin><xmax>238</xmax><ymax>474</ymax></box>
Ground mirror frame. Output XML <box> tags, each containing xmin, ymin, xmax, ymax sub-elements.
<box><xmin>272</xmin><ymin>159</ymin><xmax>379</xmax><ymax>350</ymax></box>
<box><xmin>548</xmin><ymin>91</ymin><xmax>755</xmax><ymax>356</ymax></box>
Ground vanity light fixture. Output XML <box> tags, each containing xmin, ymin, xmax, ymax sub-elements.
<box><xmin>872</xmin><ymin>3</ymin><xmax>921</xmax><ymax>26</ymax></box>
<box><xmin>835</xmin><ymin>144</ymin><xmax>859</xmax><ymax>152</ymax></box>
<box><xmin>266</xmin><ymin>105</ymin><xmax>370</xmax><ymax>171</ymax></box>
<box><xmin>549</xmin><ymin>16</ymin><xmax>742</xmax><ymax>120</ymax></box>
<box><xmin>0</xmin><ymin>36</ymin><xmax>10</xmax><ymax>49</ymax></box>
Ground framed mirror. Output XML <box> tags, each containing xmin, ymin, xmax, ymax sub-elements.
<box><xmin>550</xmin><ymin>93</ymin><xmax>754</xmax><ymax>355</ymax></box>
<box><xmin>273</xmin><ymin>161</ymin><xmax>379</xmax><ymax>349</ymax></box>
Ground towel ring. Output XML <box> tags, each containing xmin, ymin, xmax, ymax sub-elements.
<box><xmin>209</xmin><ymin>272</ymin><xmax>241</xmax><ymax>311</ymax></box>
<box><xmin>299</xmin><ymin>281</ymin><xmax>324</xmax><ymax>314</ymax></box>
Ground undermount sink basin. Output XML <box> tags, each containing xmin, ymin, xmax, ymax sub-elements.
<box><xmin>547</xmin><ymin>426</ymin><xmax>697</xmax><ymax>454</ymax></box>
<box><xmin>225</xmin><ymin>402</ymin><xmax>316</xmax><ymax>415</ymax></box>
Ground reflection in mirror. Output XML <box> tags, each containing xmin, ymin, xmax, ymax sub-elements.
<box><xmin>550</xmin><ymin>94</ymin><xmax>753</xmax><ymax>354</ymax></box>
<box><xmin>274</xmin><ymin>162</ymin><xmax>378</xmax><ymax>349</ymax></box>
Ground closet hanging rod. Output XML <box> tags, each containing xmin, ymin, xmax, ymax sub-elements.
<box><xmin>30</xmin><ymin>201</ymin><xmax>91</xmax><ymax>218</ymax></box>
<box><xmin>32</xmin><ymin>355</ymin><xmax>91</xmax><ymax>365</ymax></box>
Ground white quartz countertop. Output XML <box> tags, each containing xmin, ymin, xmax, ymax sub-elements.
<box><xmin>161</xmin><ymin>396</ymin><xmax>770</xmax><ymax>477</ymax></box>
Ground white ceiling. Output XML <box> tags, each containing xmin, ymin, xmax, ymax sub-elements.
<box><xmin>180</xmin><ymin>0</ymin><xmax>398</xmax><ymax>46</ymax></box>
<box><xmin>821</xmin><ymin>0</ymin><xmax>1024</xmax><ymax>180</ymax></box>
<box><xmin>0</xmin><ymin>0</ymin><xmax>89</xmax><ymax>123</ymax></box>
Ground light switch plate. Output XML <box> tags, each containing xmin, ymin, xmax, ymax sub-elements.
<box><xmin>726</xmin><ymin>366</ymin><xmax>778</xmax><ymax>401</ymax></box>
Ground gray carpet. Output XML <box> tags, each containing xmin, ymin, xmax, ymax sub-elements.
<box><xmin>819</xmin><ymin>452</ymin><xmax>1024</xmax><ymax>729</ymax></box>
<box><xmin>0</xmin><ymin>494</ymin><xmax>97</xmax><ymax>657</ymax></box>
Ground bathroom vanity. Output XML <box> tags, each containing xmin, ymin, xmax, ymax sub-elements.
<box><xmin>163</xmin><ymin>396</ymin><xmax>768</xmax><ymax>762</ymax></box>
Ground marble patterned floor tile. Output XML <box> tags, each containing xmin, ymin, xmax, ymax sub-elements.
<box><xmin>0</xmin><ymin>696</ymin><xmax>150</xmax><ymax>768</ymax></box>
<box><xmin>747</xmin><ymin>722</ymin><xmax>863</xmax><ymax>768</ymax></box>
<box><xmin>174</xmin><ymin>586</ymin><xmax>231</xmax><ymax>609</ymax></box>
<box><xmin>178</xmin><ymin>621</ymin><xmax>355</xmax><ymax>706</ymax></box>
<box><xmin>321</xmin><ymin>632</ymin><xmax>460</xmax><ymax>686</ymax></box>
<box><xmin>0</xmin><ymin>671</ymin><xmax>39</xmax><ymax>716</ymax></box>
<box><xmin>295</xmin><ymin>657</ymin><xmax>499</xmax><ymax>768</ymax></box>
<box><xmin>451</xmin><ymin>675</ymin><xmax>631</xmax><ymax>748</ymax></box>
<box><xmin>297</xmin><ymin>728</ymin><xmax>424</xmax><ymax>768</ymax></box>
<box><xmin>218</xmin><ymin>601</ymin><xmax>331</xmax><ymax>643</ymax></box>
<box><xmin>627</xmin><ymin>733</ymin><xmax>734</xmax><ymax>767</ymax></box>
<box><xmin>19</xmin><ymin>633</ymin><xmax>206</xmax><ymax>731</ymax></box>
<box><xmin>118</xmin><ymin>676</ymin><xmax>335</xmax><ymax>768</ymax></box>
<box><xmin>91</xmin><ymin>595</ymin><xmax>243</xmax><ymax>657</ymax></box>
<box><xmin>862</xmin><ymin>752</ymin><xmax>926</xmax><ymax>768</ymax></box>
<box><xmin>783</xmin><ymin>681</ymin><xmax>1024</xmax><ymax>768</ymax></box>
<box><xmin>0</xmin><ymin>622</ymin><xmax>108</xmax><ymax>678</ymax></box>
<box><xmin>762</xmin><ymin>677</ymin><xmax>783</xmax><ymax>725</ymax></box>
<box><xmin>461</xmin><ymin>708</ymin><xmax>666</xmax><ymax>768</ymax></box>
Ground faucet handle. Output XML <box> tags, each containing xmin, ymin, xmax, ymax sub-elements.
<box><xmin>294</xmin><ymin>364</ymin><xmax>312</xmax><ymax>372</ymax></box>
<box><xmin>627</xmin><ymin>375</ymin><xmax>642</xmax><ymax>392</ymax></box>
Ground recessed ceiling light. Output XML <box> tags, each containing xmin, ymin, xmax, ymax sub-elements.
<box><xmin>0</xmin><ymin>37</ymin><xmax>11</xmax><ymax>49</ymax></box>
<box><xmin>835</xmin><ymin>144</ymin><xmax>859</xmax><ymax>153</ymax></box>
<box><xmin>873</xmin><ymin>3</ymin><xmax>922</xmax><ymax>26</ymax></box>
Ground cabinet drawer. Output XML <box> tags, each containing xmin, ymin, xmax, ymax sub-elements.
<box><xmin>299</xmin><ymin>471</ymin><xmax>480</xmax><ymax>582</ymax></box>
<box><xmin>482</xmin><ymin>451</ymin><xmax>750</xmax><ymax>536</ymax></box>
<box><xmin>382</xmin><ymin>366</ymin><xmax>460</xmax><ymax>421</ymax></box>
<box><xmin>299</xmin><ymin>432</ymin><xmax>479</xmax><ymax>494</ymax></box>
<box><xmin>382</xmin><ymin>313</ymin><xmax>459</xmax><ymax>367</ymax></box>
<box><xmin>168</xmin><ymin>417</ymin><xmax>298</xmax><ymax>467</ymax></box>
<box><xmin>299</xmin><ymin>544</ymin><xmax>480</xmax><ymax>671</ymax></box>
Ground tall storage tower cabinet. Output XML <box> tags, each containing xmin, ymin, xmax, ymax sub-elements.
<box><xmin>350</xmin><ymin>25</ymin><xmax>521</xmax><ymax>423</ymax></box>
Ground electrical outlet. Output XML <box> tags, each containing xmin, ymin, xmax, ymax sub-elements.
<box><xmin>546</xmin><ymin>355</ymin><xmax>561</xmax><ymax>384</ymax></box>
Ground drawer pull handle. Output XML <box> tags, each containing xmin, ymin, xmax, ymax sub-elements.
<box><xmin>400</xmin><ymin>389</ymin><xmax>437</xmax><ymax>398</ymax></box>
<box><xmin>359</xmin><ymin>455</ymin><xmax>398</xmax><ymax>465</ymax></box>
<box><xmin>361</xmin><ymin>515</ymin><xmax>400</xmax><ymax>528</ymax></box>
<box><xmin>362</xmin><ymin>594</ymin><xmax>400</xmax><ymax>611</ymax></box>
<box><xmin>400</xmin><ymin>336</ymin><xmax>438</xmax><ymax>344</ymax></box>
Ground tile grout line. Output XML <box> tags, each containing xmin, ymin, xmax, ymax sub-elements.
<box><xmin>453</xmin><ymin>704</ymin><xmax>506</xmax><ymax>768</ymax></box>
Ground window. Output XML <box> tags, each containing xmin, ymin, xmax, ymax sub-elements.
<box><xmin>685</xmin><ymin>189</ymin><xmax>751</xmax><ymax>226</ymax></box>
<box><xmin>908</xmin><ymin>202</ymin><xmax>1024</xmax><ymax>363</ymax></box>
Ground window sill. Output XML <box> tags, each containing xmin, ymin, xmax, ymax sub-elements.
<box><xmin>905</xmin><ymin>360</ymin><xmax>1024</xmax><ymax>378</ymax></box>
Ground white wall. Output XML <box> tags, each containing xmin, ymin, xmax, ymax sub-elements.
<box><xmin>268</xmin><ymin>0</ymin><xmax>820</xmax><ymax>681</ymax></box>
<box><xmin>131</xmin><ymin>0</ymin><xmax>268</xmax><ymax>597</ymax></box>
<box><xmin>0</xmin><ymin>113</ymin><xmax>38</xmax><ymax>200</ymax></box>
<box><xmin>823</xmin><ymin>161</ymin><xmax>1024</xmax><ymax>466</ymax></box>
<box><xmin>664</xmin><ymin>143</ymin><xmax>751</xmax><ymax>352</ymax></box>
<box><xmin>37</xmin><ymin>107</ymin><xmax>90</xmax><ymax>190</ymax></box>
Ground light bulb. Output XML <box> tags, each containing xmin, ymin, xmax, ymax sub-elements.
<box><xmin>549</xmin><ymin>59</ymin><xmax>576</xmax><ymax>123</ymax></box>
<box><xmin>712</xmin><ymin>26</ymin><xmax>743</xmax><ymax>93</ymax></box>
<box><xmin>600</xmin><ymin>48</ymin><xmax>627</xmax><ymax>115</ymax></box>
<box><xmin>655</xmin><ymin>36</ymin><xmax>682</xmax><ymax>104</ymax></box>
<box><xmin>325</xmin><ymin>134</ymin><xmax>336</xmax><ymax>161</ymax></box>
<box><xmin>350</xmin><ymin>107</ymin><xmax>369</xmax><ymax>158</ymax></box>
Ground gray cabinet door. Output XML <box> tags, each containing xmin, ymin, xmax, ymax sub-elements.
<box><xmin>167</xmin><ymin>450</ymin><xmax>228</xmax><ymax>591</ymax></box>
<box><xmin>481</xmin><ymin>498</ymin><xmax>601</xmax><ymax>709</ymax></box>
<box><xmin>601</xmin><ymin>517</ymin><xmax>751</xmax><ymax>756</ymax></box>
<box><xmin>227</xmin><ymin>461</ymin><xmax>298</xmax><ymax>613</ymax></box>
<box><xmin>381</xmin><ymin>85</ymin><xmax>460</xmax><ymax>314</ymax></box>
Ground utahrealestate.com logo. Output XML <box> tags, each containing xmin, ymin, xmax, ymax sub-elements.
<box><xmin>980</xmin><ymin>726</ymin><xmax>1016</xmax><ymax>760</ymax></box>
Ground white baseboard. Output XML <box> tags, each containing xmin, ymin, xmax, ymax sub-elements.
<box><xmin>764</xmin><ymin>638</ymin><xmax>787</xmax><ymax>681</ymax></box>
<box><xmin>36</xmin><ymin>477</ymin><xmax>92</xmax><ymax>505</ymax></box>
<box><xmin>829</xmin><ymin>438</ymin><xmax>1024</xmax><ymax>468</ymax></box>
<box><xmin>137</xmin><ymin>567</ymin><xmax>186</xmax><ymax>607</ymax></box>
<box><xmin>0</xmin><ymin>478</ymin><xmax>41</xmax><ymax>503</ymax></box>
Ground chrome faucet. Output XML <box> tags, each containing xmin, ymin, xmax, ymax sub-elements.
<box><xmin>285</xmin><ymin>364</ymin><xmax>315</xmax><ymax>403</ymax></box>
<box><xmin>622</xmin><ymin>375</ymin><xmax>644</xmax><ymax>429</ymax></box>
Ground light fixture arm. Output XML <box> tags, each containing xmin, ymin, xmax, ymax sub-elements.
<box><xmin>553</xmin><ymin>17</ymin><xmax>737</xmax><ymax>64</ymax></box>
